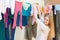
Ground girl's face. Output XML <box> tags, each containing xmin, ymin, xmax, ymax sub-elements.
<box><xmin>44</xmin><ymin>16</ymin><xmax>49</xmax><ymax>25</ymax></box>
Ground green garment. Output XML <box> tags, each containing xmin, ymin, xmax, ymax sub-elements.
<box><xmin>0</xmin><ymin>19</ymin><xmax>5</xmax><ymax>40</ymax></box>
<box><xmin>26</xmin><ymin>16</ymin><xmax>37</xmax><ymax>40</ymax></box>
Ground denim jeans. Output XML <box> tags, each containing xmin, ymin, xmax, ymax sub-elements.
<box><xmin>5</xmin><ymin>18</ymin><xmax>15</xmax><ymax>40</ymax></box>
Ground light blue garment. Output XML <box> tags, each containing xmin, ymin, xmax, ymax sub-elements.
<box><xmin>18</xmin><ymin>3</ymin><xmax>32</xmax><ymax>16</ymax></box>
<box><xmin>55</xmin><ymin>5</ymin><xmax>60</xmax><ymax>10</ymax></box>
<box><xmin>54</xmin><ymin>5</ymin><xmax>60</xmax><ymax>15</ymax></box>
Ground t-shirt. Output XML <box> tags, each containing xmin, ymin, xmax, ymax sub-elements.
<box><xmin>22</xmin><ymin>3</ymin><xmax>32</xmax><ymax>16</ymax></box>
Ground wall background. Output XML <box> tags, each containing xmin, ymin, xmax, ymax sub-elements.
<box><xmin>44</xmin><ymin>0</ymin><xmax>60</xmax><ymax>5</ymax></box>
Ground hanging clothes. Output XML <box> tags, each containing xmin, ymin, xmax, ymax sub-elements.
<box><xmin>44</xmin><ymin>5</ymin><xmax>52</xmax><ymax>14</ymax></box>
<box><xmin>14</xmin><ymin>2</ymin><xmax>32</xmax><ymax>40</ymax></box>
<box><xmin>32</xmin><ymin>3</ymin><xmax>45</xmax><ymax>25</ymax></box>
<box><xmin>12</xmin><ymin>1</ymin><xmax>22</xmax><ymax>29</ymax></box>
<box><xmin>4</xmin><ymin>8</ymin><xmax>9</xmax><ymax>28</ymax></box>
<box><xmin>10</xmin><ymin>0</ymin><xmax>25</xmax><ymax>15</ymax></box>
<box><xmin>40</xmin><ymin>6</ymin><xmax>44</xmax><ymax>22</ymax></box>
<box><xmin>31</xmin><ymin>3</ymin><xmax>40</xmax><ymax>25</ymax></box>
<box><xmin>22</xmin><ymin>3</ymin><xmax>31</xmax><ymax>16</ymax></box>
<box><xmin>0</xmin><ymin>13</ymin><xmax>5</xmax><ymax>40</ymax></box>
<box><xmin>5</xmin><ymin>8</ymin><xmax>15</xmax><ymax>40</ymax></box>
<box><xmin>26</xmin><ymin>16</ymin><xmax>33</xmax><ymax>40</ymax></box>
<box><xmin>16</xmin><ymin>3</ymin><xmax>32</xmax><ymax>26</ymax></box>
<box><xmin>25</xmin><ymin>16</ymin><xmax>37</xmax><ymax>40</ymax></box>
<box><xmin>16</xmin><ymin>12</ymin><xmax>28</xmax><ymax>26</ymax></box>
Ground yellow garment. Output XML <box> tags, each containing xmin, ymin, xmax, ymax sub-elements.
<box><xmin>40</xmin><ymin>7</ymin><xmax>44</xmax><ymax>14</ymax></box>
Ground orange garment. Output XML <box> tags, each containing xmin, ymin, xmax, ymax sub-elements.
<box><xmin>48</xmin><ymin>10</ymin><xmax>55</xmax><ymax>40</ymax></box>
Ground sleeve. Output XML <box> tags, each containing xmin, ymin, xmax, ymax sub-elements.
<box><xmin>33</xmin><ymin>4</ymin><xmax>50</xmax><ymax>32</ymax></box>
<box><xmin>35</xmin><ymin>9</ymin><xmax>50</xmax><ymax>32</ymax></box>
<box><xmin>39</xmin><ymin>20</ymin><xmax>50</xmax><ymax>32</ymax></box>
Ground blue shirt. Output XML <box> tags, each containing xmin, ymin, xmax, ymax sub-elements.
<box><xmin>22</xmin><ymin>4</ymin><xmax>32</xmax><ymax>16</ymax></box>
<box><xmin>16</xmin><ymin>12</ymin><xmax>28</xmax><ymax>26</ymax></box>
<box><xmin>18</xmin><ymin>3</ymin><xmax>32</xmax><ymax>16</ymax></box>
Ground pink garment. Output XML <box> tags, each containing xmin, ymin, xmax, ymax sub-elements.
<box><xmin>12</xmin><ymin>1</ymin><xmax>22</xmax><ymax>29</ymax></box>
<box><xmin>4</xmin><ymin>8</ymin><xmax>9</xmax><ymax>28</ymax></box>
<box><xmin>45</xmin><ymin>5</ymin><xmax>52</xmax><ymax>14</ymax></box>
<box><xmin>32</xmin><ymin>15</ymin><xmax>36</xmax><ymax>25</ymax></box>
<box><xmin>32</xmin><ymin>4</ymin><xmax>39</xmax><ymax>25</ymax></box>
<box><xmin>31</xmin><ymin>6</ymin><xmax>36</xmax><ymax>25</ymax></box>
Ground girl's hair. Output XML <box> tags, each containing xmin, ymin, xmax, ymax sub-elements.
<box><xmin>44</xmin><ymin>13</ymin><xmax>50</xmax><ymax>26</ymax></box>
<box><xmin>44</xmin><ymin>13</ymin><xmax>49</xmax><ymax>17</ymax></box>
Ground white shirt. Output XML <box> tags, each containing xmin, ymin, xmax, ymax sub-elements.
<box><xmin>36</xmin><ymin>18</ymin><xmax>50</xmax><ymax>40</ymax></box>
<box><xmin>33</xmin><ymin>5</ymin><xmax>50</xmax><ymax>40</ymax></box>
